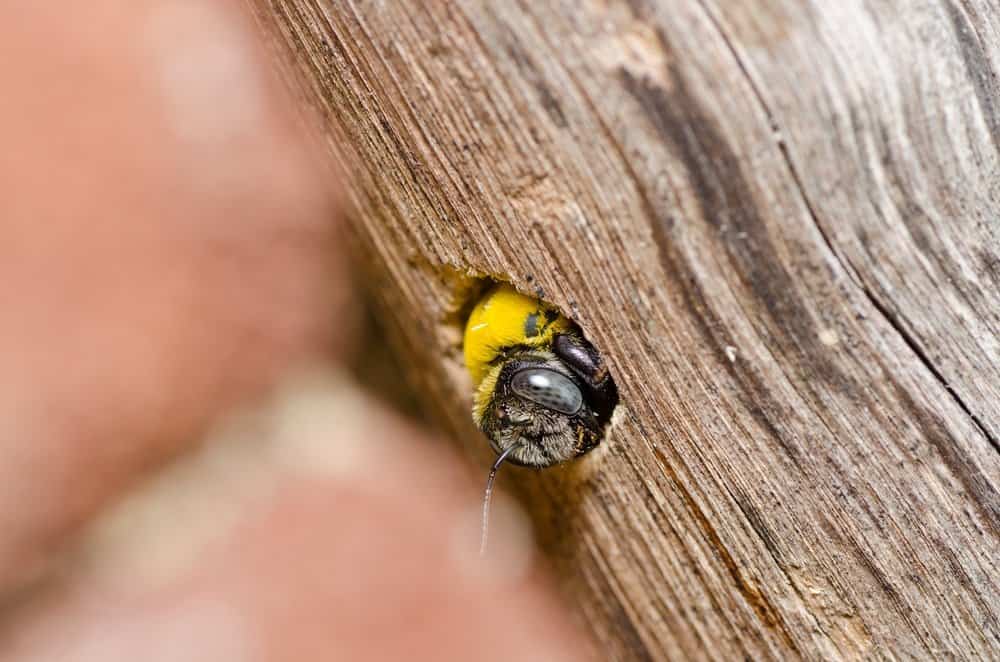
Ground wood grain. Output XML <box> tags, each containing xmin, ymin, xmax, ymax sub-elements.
<box><xmin>248</xmin><ymin>1</ymin><xmax>999</xmax><ymax>659</ymax></box>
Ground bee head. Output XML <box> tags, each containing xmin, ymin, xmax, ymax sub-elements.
<box><xmin>477</xmin><ymin>352</ymin><xmax>603</xmax><ymax>468</ymax></box>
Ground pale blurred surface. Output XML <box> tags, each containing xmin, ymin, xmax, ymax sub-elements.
<box><xmin>0</xmin><ymin>1</ymin><xmax>588</xmax><ymax>660</ymax></box>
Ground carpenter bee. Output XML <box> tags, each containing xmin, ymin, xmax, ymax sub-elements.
<box><xmin>464</xmin><ymin>284</ymin><xmax>618</xmax><ymax>551</ymax></box>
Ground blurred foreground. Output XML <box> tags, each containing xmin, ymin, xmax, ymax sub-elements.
<box><xmin>0</xmin><ymin>2</ymin><xmax>587</xmax><ymax>660</ymax></box>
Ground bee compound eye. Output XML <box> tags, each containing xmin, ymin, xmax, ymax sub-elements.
<box><xmin>511</xmin><ymin>368</ymin><xmax>583</xmax><ymax>415</ymax></box>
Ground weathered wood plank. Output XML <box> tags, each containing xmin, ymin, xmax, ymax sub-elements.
<box><xmin>249</xmin><ymin>1</ymin><xmax>999</xmax><ymax>659</ymax></box>
<box><xmin>697</xmin><ymin>0</ymin><xmax>1000</xmax><ymax>445</ymax></box>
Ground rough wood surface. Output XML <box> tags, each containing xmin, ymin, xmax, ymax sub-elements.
<box><xmin>249</xmin><ymin>1</ymin><xmax>999</xmax><ymax>659</ymax></box>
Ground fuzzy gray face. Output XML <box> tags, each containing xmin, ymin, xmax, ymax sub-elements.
<box><xmin>489</xmin><ymin>397</ymin><xmax>587</xmax><ymax>466</ymax></box>
<box><xmin>479</xmin><ymin>352</ymin><xmax>604</xmax><ymax>468</ymax></box>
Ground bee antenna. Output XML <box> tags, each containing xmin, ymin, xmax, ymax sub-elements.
<box><xmin>480</xmin><ymin>442</ymin><xmax>523</xmax><ymax>557</ymax></box>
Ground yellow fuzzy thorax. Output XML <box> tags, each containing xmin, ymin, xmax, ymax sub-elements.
<box><xmin>464</xmin><ymin>284</ymin><xmax>572</xmax><ymax>416</ymax></box>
